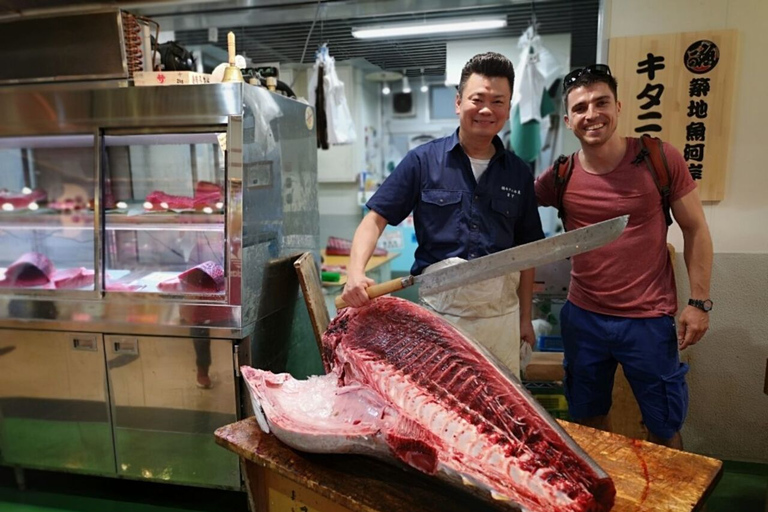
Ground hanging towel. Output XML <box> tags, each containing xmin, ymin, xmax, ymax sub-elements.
<box><xmin>324</xmin><ymin>56</ymin><xmax>356</xmax><ymax>144</ymax></box>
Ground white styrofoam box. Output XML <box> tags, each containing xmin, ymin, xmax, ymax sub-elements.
<box><xmin>133</xmin><ymin>71</ymin><xmax>212</xmax><ymax>86</ymax></box>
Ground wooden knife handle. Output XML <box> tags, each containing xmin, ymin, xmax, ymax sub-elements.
<box><xmin>334</xmin><ymin>276</ymin><xmax>413</xmax><ymax>309</ymax></box>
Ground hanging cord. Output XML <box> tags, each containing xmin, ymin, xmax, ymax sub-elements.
<box><xmin>529</xmin><ymin>0</ymin><xmax>539</xmax><ymax>37</ymax></box>
<box><xmin>299</xmin><ymin>0</ymin><xmax>324</xmax><ymax>67</ymax></box>
<box><xmin>293</xmin><ymin>0</ymin><xmax>324</xmax><ymax>89</ymax></box>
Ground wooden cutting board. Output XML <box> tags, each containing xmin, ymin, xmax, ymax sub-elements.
<box><xmin>215</xmin><ymin>417</ymin><xmax>721</xmax><ymax>512</ymax></box>
<box><xmin>561</xmin><ymin>421</ymin><xmax>721</xmax><ymax>511</ymax></box>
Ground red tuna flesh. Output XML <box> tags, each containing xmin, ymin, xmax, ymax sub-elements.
<box><xmin>326</xmin><ymin>236</ymin><xmax>387</xmax><ymax>256</ymax></box>
<box><xmin>243</xmin><ymin>296</ymin><xmax>615</xmax><ymax>512</ymax></box>
<box><xmin>158</xmin><ymin>261</ymin><xmax>224</xmax><ymax>293</ymax></box>
<box><xmin>0</xmin><ymin>188</ymin><xmax>47</xmax><ymax>209</ymax></box>
<box><xmin>51</xmin><ymin>267</ymin><xmax>94</xmax><ymax>289</ymax></box>
<box><xmin>1</xmin><ymin>252</ymin><xmax>55</xmax><ymax>287</ymax></box>
<box><xmin>145</xmin><ymin>182</ymin><xmax>222</xmax><ymax>211</ymax></box>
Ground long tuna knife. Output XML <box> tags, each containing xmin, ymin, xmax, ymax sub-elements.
<box><xmin>334</xmin><ymin>215</ymin><xmax>629</xmax><ymax>309</ymax></box>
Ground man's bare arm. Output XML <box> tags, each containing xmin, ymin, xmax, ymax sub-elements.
<box><xmin>671</xmin><ymin>188</ymin><xmax>713</xmax><ymax>349</ymax></box>
<box><xmin>340</xmin><ymin>210</ymin><xmax>389</xmax><ymax>308</ymax></box>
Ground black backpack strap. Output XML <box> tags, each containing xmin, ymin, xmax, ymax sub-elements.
<box><xmin>553</xmin><ymin>153</ymin><xmax>575</xmax><ymax>227</ymax></box>
<box><xmin>637</xmin><ymin>134</ymin><xmax>674</xmax><ymax>227</ymax></box>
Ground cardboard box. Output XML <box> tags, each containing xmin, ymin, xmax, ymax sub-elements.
<box><xmin>133</xmin><ymin>71</ymin><xmax>211</xmax><ymax>86</ymax></box>
<box><xmin>524</xmin><ymin>351</ymin><xmax>565</xmax><ymax>381</ymax></box>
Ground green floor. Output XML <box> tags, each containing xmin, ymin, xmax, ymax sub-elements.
<box><xmin>0</xmin><ymin>467</ymin><xmax>247</xmax><ymax>512</ymax></box>
<box><xmin>1</xmin><ymin>460</ymin><xmax>766</xmax><ymax>512</ymax></box>
<box><xmin>706</xmin><ymin>461</ymin><xmax>768</xmax><ymax>512</ymax></box>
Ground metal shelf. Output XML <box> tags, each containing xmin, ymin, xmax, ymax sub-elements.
<box><xmin>0</xmin><ymin>210</ymin><xmax>225</xmax><ymax>232</ymax></box>
<box><xmin>106</xmin><ymin>211</ymin><xmax>225</xmax><ymax>232</ymax></box>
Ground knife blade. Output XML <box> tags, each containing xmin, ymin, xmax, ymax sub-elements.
<box><xmin>334</xmin><ymin>215</ymin><xmax>628</xmax><ymax>309</ymax></box>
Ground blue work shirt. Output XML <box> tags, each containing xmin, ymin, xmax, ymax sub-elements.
<box><xmin>367</xmin><ymin>129</ymin><xmax>544</xmax><ymax>276</ymax></box>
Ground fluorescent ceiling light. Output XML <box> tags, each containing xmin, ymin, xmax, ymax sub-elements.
<box><xmin>420</xmin><ymin>69</ymin><xmax>429</xmax><ymax>93</ymax></box>
<box><xmin>352</xmin><ymin>17</ymin><xmax>506</xmax><ymax>39</ymax></box>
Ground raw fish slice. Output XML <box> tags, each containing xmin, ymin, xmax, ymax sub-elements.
<box><xmin>0</xmin><ymin>252</ymin><xmax>55</xmax><ymax>287</ymax></box>
<box><xmin>145</xmin><ymin>191</ymin><xmax>195</xmax><ymax>210</ymax></box>
<box><xmin>51</xmin><ymin>267</ymin><xmax>95</xmax><ymax>289</ymax></box>
<box><xmin>105</xmin><ymin>281</ymin><xmax>145</xmax><ymax>292</ymax></box>
<box><xmin>158</xmin><ymin>261</ymin><xmax>225</xmax><ymax>293</ymax></box>
<box><xmin>177</xmin><ymin>261</ymin><xmax>224</xmax><ymax>292</ymax></box>
<box><xmin>326</xmin><ymin>236</ymin><xmax>387</xmax><ymax>256</ymax></box>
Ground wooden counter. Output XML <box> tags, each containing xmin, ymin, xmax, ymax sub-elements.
<box><xmin>216</xmin><ymin>417</ymin><xmax>722</xmax><ymax>512</ymax></box>
<box><xmin>320</xmin><ymin>249</ymin><xmax>399</xmax><ymax>287</ymax></box>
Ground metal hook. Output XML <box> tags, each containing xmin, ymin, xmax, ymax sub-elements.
<box><xmin>530</xmin><ymin>0</ymin><xmax>539</xmax><ymax>36</ymax></box>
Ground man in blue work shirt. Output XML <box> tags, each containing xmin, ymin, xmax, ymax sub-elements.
<box><xmin>341</xmin><ymin>52</ymin><xmax>544</xmax><ymax>377</ymax></box>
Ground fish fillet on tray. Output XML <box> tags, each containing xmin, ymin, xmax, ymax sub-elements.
<box><xmin>242</xmin><ymin>296</ymin><xmax>615</xmax><ymax>512</ymax></box>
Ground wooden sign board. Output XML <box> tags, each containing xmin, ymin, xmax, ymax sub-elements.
<box><xmin>609</xmin><ymin>30</ymin><xmax>738</xmax><ymax>201</ymax></box>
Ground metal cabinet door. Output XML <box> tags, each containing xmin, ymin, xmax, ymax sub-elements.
<box><xmin>105</xmin><ymin>335</ymin><xmax>239</xmax><ymax>489</ymax></box>
<box><xmin>0</xmin><ymin>329</ymin><xmax>114</xmax><ymax>475</ymax></box>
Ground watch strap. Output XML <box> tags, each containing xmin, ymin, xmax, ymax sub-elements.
<box><xmin>688</xmin><ymin>298</ymin><xmax>713</xmax><ymax>311</ymax></box>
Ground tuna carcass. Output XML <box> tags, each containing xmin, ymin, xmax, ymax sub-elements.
<box><xmin>242</xmin><ymin>296</ymin><xmax>615</xmax><ymax>512</ymax></box>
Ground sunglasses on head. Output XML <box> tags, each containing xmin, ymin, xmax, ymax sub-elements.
<box><xmin>562</xmin><ymin>64</ymin><xmax>612</xmax><ymax>92</ymax></box>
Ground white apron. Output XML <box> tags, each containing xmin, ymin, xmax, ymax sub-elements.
<box><xmin>420</xmin><ymin>258</ymin><xmax>525</xmax><ymax>378</ymax></box>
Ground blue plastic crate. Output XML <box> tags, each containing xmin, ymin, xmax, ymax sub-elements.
<box><xmin>536</xmin><ymin>335</ymin><xmax>564</xmax><ymax>352</ymax></box>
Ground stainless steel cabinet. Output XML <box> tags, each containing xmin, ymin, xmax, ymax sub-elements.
<box><xmin>0</xmin><ymin>329</ymin><xmax>114</xmax><ymax>474</ymax></box>
<box><xmin>106</xmin><ymin>335</ymin><xmax>239</xmax><ymax>488</ymax></box>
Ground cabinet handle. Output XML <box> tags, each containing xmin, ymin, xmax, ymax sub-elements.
<box><xmin>71</xmin><ymin>335</ymin><xmax>98</xmax><ymax>352</ymax></box>
<box><xmin>233</xmin><ymin>343</ymin><xmax>240</xmax><ymax>377</ymax></box>
<box><xmin>113</xmin><ymin>338</ymin><xmax>139</xmax><ymax>355</ymax></box>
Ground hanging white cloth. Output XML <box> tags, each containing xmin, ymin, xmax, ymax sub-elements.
<box><xmin>510</xmin><ymin>25</ymin><xmax>563</xmax><ymax>162</ymax></box>
<box><xmin>242</xmin><ymin>85</ymin><xmax>282</xmax><ymax>157</ymax></box>
<box><xmin>308</xmin><ymin>45</ymin><xmax>356</xmax><ymax>145</ymax></box>
<box><xmin>324</xmin><ymin>56</ymin><xmax>356</xmax><ymax>144</ymax></box>
<box><xmin>512</xmin><ymin>26</ymin><xmax>547</xmax><ymax>124</ymax></box>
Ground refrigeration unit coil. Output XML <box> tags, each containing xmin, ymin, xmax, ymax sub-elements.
<box><xmin>0</xmin><ymin>8</ymin><xmax>159</xmax><ymax>84</ymax></box>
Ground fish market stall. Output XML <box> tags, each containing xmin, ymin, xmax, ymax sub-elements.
<box><xmin>0</xmin><ymin>9</ymin><xmax>319</xmax><ymax>490</ymax></box>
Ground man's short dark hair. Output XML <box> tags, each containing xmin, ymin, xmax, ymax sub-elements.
<box><xmin>457</xmin><ymin>52</ymin><xmax>515</xmax><ymax>97</ymax></box>
<box><xmin>563</xmin><ymin>73</ymin><xmax>619</xmax><ymax>111</ymax></box>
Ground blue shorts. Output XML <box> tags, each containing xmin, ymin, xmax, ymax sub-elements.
<box><xmin>560</xmin><ymin>301</ymin><xmax>689</xmax><ymax>440</ymax></box>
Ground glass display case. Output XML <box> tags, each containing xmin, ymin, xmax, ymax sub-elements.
<box><xmin>0</xmin><ymin>81</ymin><xmax>319</xmax><ymax>489</ymax></box>
<box><xmin>0</xmin><ymin>82</ymin><xmax>318</xmax><ymax>334</ymax></box>
<box><xmin>0</xmin><ymin>135</ymin><xmax>97</xmax><ymax>292</ymax></box>
<box><xmin>102</xmin><ymin>132</ymin><xmax>227</xmax><ymax>297</ymax></box>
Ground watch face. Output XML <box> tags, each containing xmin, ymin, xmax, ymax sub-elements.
<box><xmin>702</xmin><ymin>299</ymin><xmax>713</xmax><ymax>311</ymax></box>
